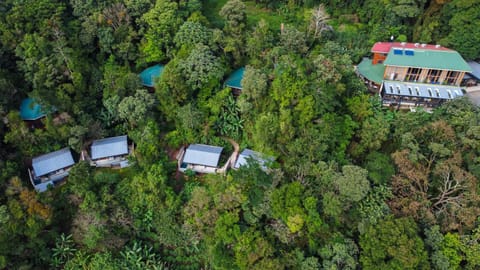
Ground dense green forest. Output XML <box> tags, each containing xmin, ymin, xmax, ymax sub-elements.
<box><xmin>1</xmin><ymin>0</ymin><xmax>480</xmax><ymax>269</ymax></box>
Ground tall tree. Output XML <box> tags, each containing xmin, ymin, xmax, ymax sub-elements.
<box><xmin>360</xmin><ymin>217</ymin><xmax>429</xmax><ymax>270</ymax></box>
<box><xmin>219</xmin><ymin>0</ymin><xmax>247</xmax><ymax>64</ymax></box>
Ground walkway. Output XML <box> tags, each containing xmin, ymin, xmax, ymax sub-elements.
<box><xmin>214</xmin><ymin>137</ymin><xmax>240</xmax><ymax>174</ymax></box>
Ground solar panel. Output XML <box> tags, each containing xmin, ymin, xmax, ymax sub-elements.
<box><xmin>405</xmin><ymin>50</ymin><xmax>414</xmax><ymax>56</ymax></box>
<box><xmin>393</xmin><ymin>49</ymin><xmax>403</xmax><ymax>55</ymax></box>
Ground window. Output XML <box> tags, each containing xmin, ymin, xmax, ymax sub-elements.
<box><xmin>389</xmin><ymin>85</ymin><xmax>394</xmax><ymax>93</ymax></box>
<box><xmin>406</xmin><ymin>67</ymin><xmax>421</xmax><ymax>82</ymax></box>
<box><xmin>435</xmin><ymin>88</ymin><xmax>440</xmax><ymax>97</ymax></box>
<box><xmin>405</xmin><ymin>50</ymin><xmax>414</xmax><ymax>56</ymax></box>
<box><xmin>447</xmin><ymin>90</ymin><xmax>452</xmax><ymax>99</ymax></box>
<box><xmin>427</xmin><ymin>69</ymin><xmax>441</xmax><ymax>84</ymax></box>
<box><xmin>428</xmin><ymin>88</ymin><xmax>432</xmax><ymax>97</ymax></box>
<box><xmin>408</xmin><ymin>87</ymin><xmax>412</xmax><ymax>95</ymax></box>
<box><xmin>415</xmin><ymin>87</ymin><xmax>420</xmax><ymax>96</ymax></box>
<box><xmin>396</xmin><ymin>86</ymin><xmax>401</xmax><ymax>94</ymax></box>
<box><xmin>445</xmin><ymin>70</ymin><xmax>460</xmax><ymax>85</ymax></box>
<box><xmin>393</xmin><ymin>49</ymin><xmax>403</xmax><ymax>55</ymax></box>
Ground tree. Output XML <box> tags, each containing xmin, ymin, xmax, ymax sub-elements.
<box><xmin>440</xmin><ymin>0</ymin><xmax>480</xmax><ymax>60</ymax></box>
<box><xmin>319</xmin><ymin>237</ymin><xmax>359</xmax><ymax>270</ymax></box>
<box><xmin>101</xmin><ymin>56</ymin><xmax>141</xmax><ymax>99</ymax></box>
<box><xmin>118</xmin><ymin>89</ymin><xmax>155</xmax><ymax>128</ymax></box>
<box><xmin>51</xmin><ymin>234</ymin><xmax>77</xmax><ymax>268</ymax></box>
<box><xmin>179</xmin><ymin>44</ymin><xmax>225</xmax><ymax>94</ymax></box>
<box><xmin>390</xmin><ymin>120</ymin><xmax>480</xmax><ymax>231</ymax></box>
<box><xmin>307</xmin><ymin>5</ymin><xmax>330</xmax><ymax>41</ymax></box>
<box><xmin>215</xmin><ymin>95</ymin><xmax>243</xmax><ymax>139</ymax></box>
<box><xmin>234</xmin><ymin>229</ymin><xmax>279</xmax><ymax>270</ymax></box>
<box><xmin>174</xmin><ymin>21</ymin><xmax>212</xmax><ymax>50</ymax></box>
<box><xmin>279</xmin><ymin>25</ymin><xmax>308</xmax><ymax>55</ymax></box>
<box><xmin>219</xmin><ymin>0</ymin><xmax>247</xmax><ymax>64</ymax></box>
<box><xmin>363</xmin><ymin>152</ymin><xmax>395</xmax><ymax>185</ymax></box>
<box><xmin>336</xmin><ymin>165</ymin><xmax>370</xmax><ymax>204</ymax></box>
<box><xmin>360</xmin><ymin>217</ymin><xmax>429</xmax><ymax>270</ymax></box>
<box><xmin>140</xmin><ymin>0</ymin><xmax>182</xmax><ymax>62</ymax></box>
<box><xmin>246</xmin><ymin>19</ymin><xmax>274</xmax><ymax>67</ymax></box>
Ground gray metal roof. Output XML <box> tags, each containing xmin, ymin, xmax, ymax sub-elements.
<box><xmin>383</xmin><ymin>81</ymin><xmax>463</xmax><ymax>99</ymax></box>
<box><xmin>91</xmin><ymin>135</ymin><xmax>128</xmax><ymax>160</ymax></box>
<box><xmin>468</xmin><ymin>61</ymin><xmax>480</xmax><ymax>80</ymax></box>
<box><xmin>182</xmin><ymin>144</ymin><xmax>223</xmax><ymax>167</ymax></box>
<box><xmin>32</xmin><ymin>148</ymin><xmax>75</xmax><ymax>177</ymax></box>
<box><xmin>234</xmin><ymin>149</ymin><xmax>272</xmax><ymax>169</ymax></box>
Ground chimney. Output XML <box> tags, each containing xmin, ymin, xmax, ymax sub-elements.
<box><xmin>435</xmin><ymin>44</ymin><xmax>441</xmax><ymax>48</ymax></box>
<box><xmin>401</xmin><ymin>42</ymin><xmax>406</xmax><ymax>46</ymax></box>
<box><xmin>421</xmin><ymin>43</ymin><xmax>426</xmax><ymax>48</ymax></box>
<box><xmin>414</xmin><ymin>43</ymin><xmax>419</xmax><ymax>47</ymax></box>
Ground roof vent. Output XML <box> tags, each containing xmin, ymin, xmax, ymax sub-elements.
<box><xmin>414</xmin><ymin>43</ymin><xmax>419</xmax><ymax>47</ymax></box>
<box><xmin>421</xmin><ymin>43</ymin><xmax>427</xmax><ymax>47</ymax></box>
<box><xmin>435</xmin><ymin>44</ymin><xmax>441</xmax><ymax>48</ymax></box>
<box><xmin>401</xmin><ymin>42</ymin><xmax>406</xmax><ymax>46</ymax></box>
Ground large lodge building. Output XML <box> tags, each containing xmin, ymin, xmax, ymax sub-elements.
<box><xmin>357</xmin><ymin>42</ymin><xmax>473</xmax><ymax>109</ymax></box>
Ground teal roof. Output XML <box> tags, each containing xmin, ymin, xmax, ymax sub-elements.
<box><xmin>20</xmin><ymin>98</ymin><xmax>47</xmax><ymax>120</ymax></box>
<box><xmin>357</xmin><ymin>58</ymin><xmax>385</xmax><ymax>84</ymax></box>
<box><xmin>225</xmin><ymin>67</ymin><xmax>245</xmax><ymax>90</ymax></box>
<box><xmin>384</xmin><ymin>48</ymin><xmax>472</xmax><ymax>72</ymax></box>
<box><xmin>140</xmin><ymin>64</ymin><xmax>164</xmax><ymax>87</ymax></box>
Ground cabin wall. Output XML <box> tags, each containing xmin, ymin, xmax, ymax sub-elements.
<box><xmin>372</xmin><ymin>53</ymin><xmax>387</xmax><ymax>65</ymax></box>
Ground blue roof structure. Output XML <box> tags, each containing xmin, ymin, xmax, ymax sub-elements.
<box><xmin>383</xmin><ymin>80</ymin><xmax>463</xmax><ymax>100</ymax></box>
<box><xmin>32</xmin><ymin>148</ymin><xmax>75</xmax><ymax>177</ymax></box>
<box><xmin>20</xmin><ymin>98</ymin><xmax>47</xmax><ymax>120</ymax></box>
<box><xmin>183</xmin><ymin>144</ymin><xmax>223</xmax><ymax>167</ymax></box>
<box><xmin>140</xmin><ymin>64</ymin><xmax>164</xmax><ymax>87</ymax></box>
<box><xmin>234</xmin><ymin>149</ymin><xmax>272</xmax><ymax>169</ymax></box>
<box><xmin>467</xmin><ymin>61</ymin><xmax>480</xmax><ymax>80</ymax></box>
<box><xmin>225</xmin><ymin>67</ymin><xmax>245</xmax><ymax>90</ymax></box>
<box><xmin>91</xmin><ymin>135</ymin><xmax>129</xmax><ymax>160</ymax></box>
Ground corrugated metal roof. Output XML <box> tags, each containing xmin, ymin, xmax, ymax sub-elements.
<box><xmin>182</xmin><ymin>144</ymin><xmax>223</xmax><ymax>167</ymax></box>
<box><xmin>467</xmin><ymin>61</ymin><xmax>480</xmax><ymax>80</ymax></box>
<box><xmin>234</xmin><ymin>149</ymin><xmax>272</xmax><ymax>169</ymax></box>
<box><xmin>32</xmin><ymin>148</ymin><xmax>75</xmax><ymax>177</ymax></box>
<box><xmin>383</xmin><ymin>80</ymin><xmax>463</xmax><ymax>99</ymax></box>
<box><xmin>34</xmin><ymin>181</ymin><xmax>54</xmax><ymax>192</ymax></box>
<box><xmin>225</xmin><ymin>67</ymin><xmax>245</xmax><ymax>90</ymax></box>
<box><xmin>357</xmin><ymin>58</ymin><xmax>385</xmax><ymax>84</ymax></box>
<box><xmin>384</xmin><ymin>48</ymin><xmax>472</xmax><ymax>72</ymax></box>
<box><xmin>91</xmin><ymin>135</ymin><xmax>128</xmax><ymax>160</ymax></box>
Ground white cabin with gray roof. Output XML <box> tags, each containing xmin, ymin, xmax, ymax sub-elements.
<box><xmin>88</xmin><ymin>135</ymin><xmax>131</xmax><ymax>168</ymax></box>
<box><xmin>179</xmin><ymin>144</ymin><xmax>224</xmax><ymax>174</ymax></box>
<box><xmin>28</xmin><ymin>148</ymin><xmax>75</xmax><ymax>192</ymax></box>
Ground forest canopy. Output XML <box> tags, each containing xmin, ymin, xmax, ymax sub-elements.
<box><xmin>0</xmin><ymin>0</ymin><xmax>479</xmax><ymax>269</ymax></box>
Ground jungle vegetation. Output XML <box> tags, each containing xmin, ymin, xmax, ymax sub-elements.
<box><xmin>0</xmin><ymin>0</ymin><xmax>479</xmax><ymax>269</ymax></box>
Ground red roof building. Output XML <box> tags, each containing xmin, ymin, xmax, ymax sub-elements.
<box><xmin>371</xmin><ymin>42</ymin><xmax>452</xmax><ymax>54</ymax></box>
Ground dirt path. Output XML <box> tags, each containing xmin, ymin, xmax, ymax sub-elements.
<box><xmin>217</xmin><ymin>137</ymin><xmax>240</xmax><ymax>173</ymax></box>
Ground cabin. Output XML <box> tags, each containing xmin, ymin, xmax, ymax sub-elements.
<box><xmin>139</xmin><ymin>64</ymin><xmax>165</xmax><ymax>89</ymax></box>
<box><xmin>357</xmin><ymin>42</ymin><xmax>472</xmax><ymax>109</ymax></box>
<box><xmin>179</xmin><ymin>144</ymin><xmax>224</xmax><ymax>174</ymax></box>
<box><xmin>28</xmin><ymin>148</ymin><xmax>75</xmax><ymax>192</ymax></box>
<box><xmin>85</xmin><ymin>135</ymin><xmax>131</xmax><ymax>168</ymax></box>
<box><xmin>234</xmin><ymin>149</ymin><xmax>272</xmax><ymax>171</ymax></box>
<box><xmin>20</xmin><ymin>98</ymin><xmax>46</xmax><ymax>121</ymax></box>
<box><xmin>225</xmin><ymin>67</ymin><xmax>245</xmax><ymax>95</ymax></box>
